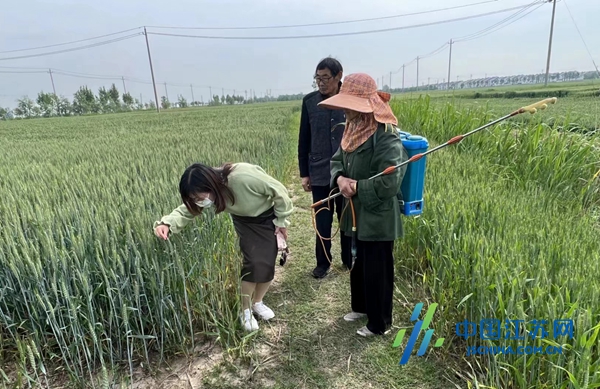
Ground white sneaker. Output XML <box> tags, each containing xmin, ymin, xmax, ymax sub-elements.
<box><xmin>357</xmin><ymin>326</ymin><xmax>391</xmax><ymax>337</ymax></box>
<box><xmin>240</xmin><ymin>309</ymin><xmax>259</xmax><ymax>331</ymax></box>
<box><xmin>344</xmin><ymin>312</ymin><xmax>366</xmax><ymax>322</ymax></box>
<box><xmin>252</xmin><ymin>301</ymin><xmax>275</xmax><ymax>320</ymax></box>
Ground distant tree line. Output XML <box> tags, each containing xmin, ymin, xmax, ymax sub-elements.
<box><xmin>2</xmin><ymin>69</ymin><xmax>597</xmax><ymax>120</ymax></box>
<box><xmin>386</xmin><ymin>70</ymin><xmax>600</xmax><ymax>93</ymax></box>
<box><xmin>0</xmin><ymin>83</ymin><xmax>307</xmax><ymax>120</ymax></box>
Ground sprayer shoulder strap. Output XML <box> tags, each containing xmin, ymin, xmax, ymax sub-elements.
<box><xmin>373</xmin><ymin>124</ymin><xmax>385</xmax><ymax>148</ymax></box>
<box><xmin>374</xmin><ymin>123</ymin><xmax>399</xmax><ymax>147</ymax></box>
<box><xmin>372</xmin><ymin>122</ymin><xmax>402</xmax><ymax>148</ymax></box>
<box><xmin>376</xmin><ymin>123</ymin><xmax>404</xmax><ymax>203</ymax></box>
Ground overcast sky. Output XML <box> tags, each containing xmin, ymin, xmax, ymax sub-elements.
<box><xmin>0</xmin><ymin>0</ymin><xmax>598</xmax><ymax>108</ymax></box>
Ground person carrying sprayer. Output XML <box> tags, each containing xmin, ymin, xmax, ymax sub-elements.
<box><xmin>318</xmin><ymin>73</ymin><xmax>408</xmax><ymax>337</ymax></box>
<box><xmin>153</xmin><ymin>162</ymin><xmax>294</xmax><ymax>332</ymax></box>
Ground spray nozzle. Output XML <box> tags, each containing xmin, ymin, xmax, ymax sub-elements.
<box><xmin>350</xmin><ymin>229</ymin><xmax>357</xmax><ymax>269</ymax></box>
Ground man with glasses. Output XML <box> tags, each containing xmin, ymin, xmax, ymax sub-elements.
<box><xmin>298</xmin><ymin>57</ymin><xmax>351</xmax><ymax>278</ymax></box>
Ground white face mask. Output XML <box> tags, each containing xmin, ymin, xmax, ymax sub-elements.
<box><xmin>195</xmin><ymin>198</ymin><xmax>213</xmax><ymax>208</ymax></box>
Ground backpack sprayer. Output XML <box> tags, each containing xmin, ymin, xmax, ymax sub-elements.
<box><xmin>310</xmin><ymin>97</ymin><xmax>558</xmax><ymax>270</ymax></box>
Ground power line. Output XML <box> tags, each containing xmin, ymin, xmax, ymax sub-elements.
<box><xmin>53</xmin><ymin>71</ymin><xmax>151</xmax><ymax>84</ymax></box>
<box><xmin>0</xmin><ymin>1</ymin><xmax>498</xmax><ymax>62</ymax></box>
<box><xmin>390</xmin><ymin>0</ymin><xmax>547</xmax><ymax>90</ymax></box>
<box><xmin>562</xmin><ymin>0</ymin><xmax>599</xmax><ymax>76</ymax></box>
<box><xmin>419</xmin><ymin>42</ymin><xmax>450</xmax><ymax>59</ymax></box>
<box><xmin>455</xmin><ymin>2</ymin><xmax>544</xmax><ymax>42</ymax></box>
<box><xmin>0</xmin><ymin>4</ymin><xmax>531</xmax><ymax>65</ymax></box>
<box><xmin>453</xmin><ymin>0</ymin><xmax>538</xmax><ymax>41</ymax></box>
<box><xmin>404</xmin><ymin>58</ymin><xmax>419</xmax><ymax>67</ymax></box>
<box><xmin>393</xmin><ymin>57</ymin><xmax>419</xmax><ymax>73</ymax></box>
<box><xmin>0</xmin><ymin>1</ymin><xmax>498</xmax><ymax>55</ymax></box>
<box><xmin>0</xmin><ymin>66</ymin><xmax>307</xmax><ymax>96</ymax></box>
<box><xmin>0</xmin><ymin>70</ymin><xmax>47</xmax><ymax>74</ymax></box>
<box><xmin>0</xmin><ymin>66</ymin><xmax>152</xmax><ymax>84</ymax></box>
<box><xmin>146</xmin><ymin>0</ymin><xmax>500</xmax><ymax>30</ymax></box>
<box><xmin>0</xmin><ymin>33</ymin><xmax>143</xmax><ymax>61</ymax></box>
<box><xmin>390</xmin><ymin>42</ymin><xmax>450</xmax><ymax>77</ymax></box>
<box><xmin>0</xmin><ymin>27</ymin><xmax>142</xmax><ymax>54</ymax></box>
<box><xmin>0</xmin><ymin>65</ymin><xmax>49</xmax><ymax>70</ymax></box>
<box><xmin>390</xmin><ymin>2</ymin><xmax>541</xmax><ymax>74</ymax></box>
<box><xmin>145</xmin><ymin>4</ymin><xmax>540</xmax><ymax>40</ymax></box>
<box><xmin>454</xmin><ymin>0</ymin><xmax>544</xmax><ymax>42</ymax></box>
<box><xmin>51</xmin><ymin>69</ymin><xmax>153</xmax><ymax>84</ymax></box>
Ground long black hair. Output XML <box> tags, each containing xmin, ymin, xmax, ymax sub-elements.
<box><xmin>179</xmin><ymin>162</ymin><xmax>236</xmax><ymax>215</ymax></box>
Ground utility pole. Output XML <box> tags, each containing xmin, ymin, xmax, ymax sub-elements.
<box><xmin>122</xmin><ymin>77</ymin><xmax>127</xmax><ymax>94</ymax></box>
<box><xmin>48</xmin><ymin>69</ymin><xmax>57</xmax><ymax>96</ymax></box>
<box><xmin>48</xmin><ymin>68</ymin><xmax>58</xmax><ymax>114</ymax></box>
<box><xmin>447</xmin><ymin>39</ymin><xmax>453</xmax><ymax>91</ymax></box>
<box><xmin>402</xmin><ymin>64</ymin><xmax>405</xmax><ymax>92</ymax></box>
<box><xmin>164</xmin><ymin>82</ymin><xmax>168</xmax><ymax>101</ymax></box>
<box><xmin>389</xmin><ymin>71</ymin><xmax>392</xmax><ymax>90</ymax></box>
<box><xmin>544</xmin><ymin>0</ymin><xmax>557</xmax><ymax>86</ymax></box>
<box><xmin>143</xmin><ymin>27</ymin><xmax>160</xmax><ymax>113</ymax></box>
<box><xmin>416</xmin><ymin>56</ymin><xmax>420</xmax><ymax>92</ymax></box>
<box><xmin>190</xmin><ymin>84</ymin><xmax>195</xmax><ymax>102</ymax></box>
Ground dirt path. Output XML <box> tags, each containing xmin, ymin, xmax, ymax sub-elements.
<box><xmin>120</xmin><ymin>173</ymin><xmax>456</xmax><ymax>389</ymax></box>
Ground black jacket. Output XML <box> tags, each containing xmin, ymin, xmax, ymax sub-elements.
<box><xmin>297</xmin><ymin>89</ymin><xmax>346</xmax><ymax>187</ymax></box>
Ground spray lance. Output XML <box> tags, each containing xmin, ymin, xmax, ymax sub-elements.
<box><xmin>310</xmin><ymin>97</ymin><xmax>558</xmax><ymax>269</ymax></box>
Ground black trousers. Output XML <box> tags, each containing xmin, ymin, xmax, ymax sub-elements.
<box><xmin>350</xmin><ymin>239</ymin><xmax>395</xmax><ymax>334</ymax></box>
<box><xmin>311</xmin><ymin>185</ymin><xmax>352</xmax><ymax>270</ymax></box>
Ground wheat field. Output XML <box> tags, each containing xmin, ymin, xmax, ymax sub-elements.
<box><xmin>1</xmin><ymin>94</ymin><xmax>599</xmax><ymax>388</ymax></box>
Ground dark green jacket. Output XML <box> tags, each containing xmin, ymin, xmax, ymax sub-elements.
<box><xmin>330</xmin><ymin>122</ymin><xmax>408</xmax><ymax>241</ymax></box>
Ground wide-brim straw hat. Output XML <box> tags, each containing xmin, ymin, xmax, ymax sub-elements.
<box><xmin>318</xmin><ymin>73</ymin><xmax>396</xmax><ymax>123</ymax></box>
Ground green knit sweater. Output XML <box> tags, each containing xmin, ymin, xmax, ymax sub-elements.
<box><xmin>154</xmin><ymin>162</ymin><xmax>294</xmax><ymax>234</ymax></box>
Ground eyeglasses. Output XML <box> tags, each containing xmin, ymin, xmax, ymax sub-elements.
<box><xmin>314</xmin><ymin>75</ymin><xmax>333</xmax><ymax>84</ymax></box>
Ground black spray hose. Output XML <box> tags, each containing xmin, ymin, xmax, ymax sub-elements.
<box><xmin>349</xmin><ymin>198</ymin><xmax>357</xmax><ymax>270</ymax></box>
<box><xmin>311</xmin><ymin>189</ymin><xmax>358</xmax><ymax>271</ymax></box>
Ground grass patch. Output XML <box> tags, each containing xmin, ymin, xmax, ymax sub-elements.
<box><xmin>392</xmin><ymin>96</ymin><xmax>600</xmax><ymax>388</ymax></box>
<box><xmin>2</xmin><ymin>89</ymin><xmax>599</xmax><ymax>388</ymax></box>
<box><xmin>0</xmin><ymin>105</ymin><xmax>297</xmax><ymax>387</ymax></box>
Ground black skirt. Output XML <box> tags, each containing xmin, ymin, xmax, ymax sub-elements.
<box><xmin>230</xmin><ymin>207</ymin><xmax>278</xmax><ymax>283</ymax></box>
